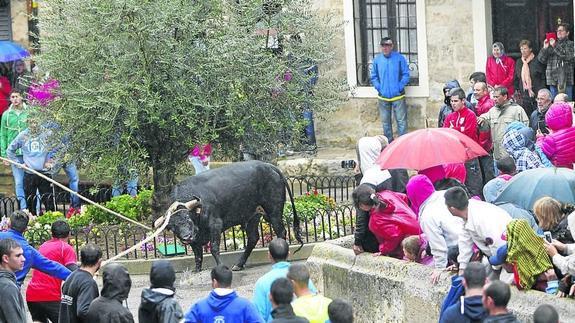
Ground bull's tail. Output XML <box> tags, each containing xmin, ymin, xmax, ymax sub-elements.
<box><xmin>285</xmin><ymin>178</ymin><xmax>304</xmax><ymax>253</ymax></box>
<box><xmin>272</xmin><ymin>165</ymin><xmax>304</xmax><ymax>253</ymax></box>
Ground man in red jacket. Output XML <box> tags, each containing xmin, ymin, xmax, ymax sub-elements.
<box><xmin>443</xmin><ymin>87</ymin><xmax>484</xmax><ymax>197</ymax></box>
<box><xmin>473</xmin><ymin>82</ymin><xmax>496</xmax><ymax>185</ymax></box>
<box><xmin>443</xmin><ymin>88</ymin><xmax>478</xmax><ymax>142</ymax></box>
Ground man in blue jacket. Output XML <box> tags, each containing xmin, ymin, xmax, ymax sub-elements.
<box><xmin>370</xmin><ymin>37</ymin><xmax>410</xmax><ymax>141</ymax></box>
<box><xmin>251</xmin><ymin>238</ymin><xmax>316</xmax><ymax>322</ymax></box>
<box><xmin>440</xmin><ymin>261</ymin><xmax>487</xmax><ymax>323</ymax></box>
<box><xmin>0</xmin><ymin>210</ymin><xmax>71</xmax><ymax>286</ymax></box>
<box><xmin>185</xmin><ymin>264</ymin><xmax>262</xmax><ymax>323</ymax></box>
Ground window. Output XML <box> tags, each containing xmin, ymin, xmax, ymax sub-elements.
<box><xmin>353</xmin><ymin>0</ymin><xmax>418</xmax><ymax>87</ymax></box>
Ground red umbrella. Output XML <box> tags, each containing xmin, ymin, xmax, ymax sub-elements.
<box><xmin>376</xmin><ymin>128</ymin><xmax>488</xmax><ymax>170</ymax></box>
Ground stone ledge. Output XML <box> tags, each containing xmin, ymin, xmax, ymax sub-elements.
<box><xmin>307</xmin><ymin>236</ymin><xmax>575</xmax><ymax>323</ymax></box>
<box><xmin>110</xmin><ymin>243</ymin><xmax>316</xmax><ymax>275</ymax></box>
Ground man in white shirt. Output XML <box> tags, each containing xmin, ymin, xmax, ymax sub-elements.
<box><xmin>444</xmin><ymin>187</ymin><xmax>512</xmax><ymax>275</ymax></box>
<box><xmin>419</xmin><ymin>190</ymin><xmax>464</xmax><ymax>283</ymax></box>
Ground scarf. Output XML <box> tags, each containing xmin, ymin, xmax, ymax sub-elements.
<box><xmin>506</xmin><ymin>219</ymin><xmax>553</xmax><ymax>289</ymax></box>
<box><xmin>521</xmin><ymin>53</ymin><xmax>535</xmax><ymax>97</ymax></box>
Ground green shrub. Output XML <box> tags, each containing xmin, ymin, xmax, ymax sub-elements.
<box><xmin>283</xmin><ymin>189</ymin><xmax>336</xmax><ymax>224</ymax></box>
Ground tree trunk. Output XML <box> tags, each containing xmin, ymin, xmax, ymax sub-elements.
<box><xmin>151</xmin><ymin>159</ymin><xmax>178</xmax><ymax>221</ymax></box>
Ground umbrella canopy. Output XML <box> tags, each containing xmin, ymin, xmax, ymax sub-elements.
<box><xmin>494</xmin><ymin>167</ymin><xmax>575</xmax><ymax>211</ymax></box>
<box><xmin>376</xmin><ymin>128</ymin><xmax>488</xmax><ymax>170</ymax></box>
<box><xmin>0</xmin><ymin>41</ymin><xmax>29</xmax><ymax>63</ymax></box>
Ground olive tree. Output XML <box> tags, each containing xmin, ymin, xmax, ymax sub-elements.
<box><xmin>36</xmin><ymin>0</ymin><xmax>344</xmax><ymax>217</ymax></box>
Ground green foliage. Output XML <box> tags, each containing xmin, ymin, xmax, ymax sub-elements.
<box><xmin>84</xmin><ymin>189</ymin><xmax>153</xmax><ymax>224</ymax></box>
<box><xmin>24</xmin><ymin>211</ymin><xmax>66</xmax><ymax>244</ymax></box>
<box><xmin>67</xmin><ymin>213</ymin><xmax>91</xmax><ymax>230</ymax></box>
<box><xmin>283</xmin><ymin>189</ymin><xmax>336</xmax><ymax>224</ymax></box>
<box><xmin>36</xmin><ymin>211</ymin><xmax>66</xmax><ymax>225</ymax></box>
<box><xmin>35</xmin><ymin>0</ymin><xmax>346</xmax><ymax>210</ymax></box>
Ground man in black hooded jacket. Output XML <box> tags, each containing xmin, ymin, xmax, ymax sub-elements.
<box><xmin>138</xmin><ymin>260</ymin><xmax>183</xmax><ymax>323</ymax></box>
<box><xmin>86</xmin><ymin>263</ymin><xmax>134</xmax><ymax>323</ymax></box>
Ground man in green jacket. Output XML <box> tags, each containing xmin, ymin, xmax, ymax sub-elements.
<box><xmin>0</xmin><ymin>90</ymin><xmax>30</xmax><ymax>209</ymax></box>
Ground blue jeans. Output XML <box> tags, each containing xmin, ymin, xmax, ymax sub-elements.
<box><xmin>189</xmin><ymin>156</ymin><xmax>210</xmax><ymax>175</ymax></box>
<box><xmin>10</xmin><ymin>155</ymin><xmax>26</xmax><ymax>209</ymax></box>
<box><xmin>550</xmin><ymin>85</ymin><xmax>574</xmax><ymax>101</ymax></box>
<box><xmin>112</xmin><ymin>177</ymin><xmax>138</xmax><ymax>197</ymax></box>
<box><xmin>378</xmin><ymin>98</ymin><xmax>407</xmax><ymax>141</ymax></box>
<box><xmin>63</xmin><ymin>163</ymin><xmax>80</xmax><ymax>208</ymax></box>
<box><xmin>302</xmin><ymin>108</ymin><xmax>316</xmax><ymax>145</ymax></box>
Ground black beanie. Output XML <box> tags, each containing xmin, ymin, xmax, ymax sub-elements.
<box><xmin>150</xmin><ymin>260</ymin><xmax>176</xmax><ymax>291</ymax></box>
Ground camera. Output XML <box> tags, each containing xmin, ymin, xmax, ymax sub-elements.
<box><xmin>341</xmin><ymin>160</ymin><xmax>356</xmax><ymax>169</ymax></box>
<box><xmin>544</xmin><ymin>231</ymin><xmax>553</xmax><ymax>243</ymax></box>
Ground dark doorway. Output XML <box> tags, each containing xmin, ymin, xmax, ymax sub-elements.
<box><xmin>492</xmin><ymin>0</ymin><xmax>573</xmax><ymax>59</ymax></box>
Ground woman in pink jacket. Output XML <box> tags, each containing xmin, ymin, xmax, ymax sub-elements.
<box><xmin>486</xmin><ymin>42</ymin><xmax>515</xmax><ymax>97</ymax></box>
<box><xmin>537</xmin><ymin>102</ymin><xmax>575</xmax><ymax>168</ymax></box>
<box><xmin>353</xmin><ymin>185</ymin><xmax>420</xmax><ymax>258</ymax></box>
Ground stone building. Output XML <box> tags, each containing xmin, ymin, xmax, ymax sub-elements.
<box><xmin>0</xmin><ymin>0</ymin><xmax>33</xmax><ymax>46</ymax></box>
<box><xmin>315</xmin><ymin>0</ymin><xmax>575</xmax><ymax>149</ymax></box>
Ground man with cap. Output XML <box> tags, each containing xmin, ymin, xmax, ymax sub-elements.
<box><xmin>139</xmin><ymin>260</ymin><xmax>184</xmax><ymax>323</ymax></box>
<box><xmin>370</xmin><ymin>36</ymin><xmax>410</xmax><ymax>141</ymax></box>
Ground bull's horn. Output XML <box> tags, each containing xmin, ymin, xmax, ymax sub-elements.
<box><xmin>184</xmin><ymin>199</ymin><xmax>201</xmax><ymax>210</ymax></box>
<box><xmin>153</xmin><ymin>215</ymin><xmax>166</xmax><ymax>228</ymax></box>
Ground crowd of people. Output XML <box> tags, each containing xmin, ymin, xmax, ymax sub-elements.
<box><xmin>356</xmin><ymin>23</ymin><xmax>575</xmax><ymax>321</ymax></box>
<box><xmin>0</xmin><ymin>207</ymin><xmax>353</xmax><ymax>322</ymax></box>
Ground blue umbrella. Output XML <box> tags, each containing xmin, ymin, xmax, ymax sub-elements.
<box><xmin>494</xmin><ymin>167</ymin><xmax>575</xmax><ymax>211</ymax></box>
<box><xmin>0</xmin><ymin>41</ymin><xmax>29</xmax><ymax>62</ymax></box>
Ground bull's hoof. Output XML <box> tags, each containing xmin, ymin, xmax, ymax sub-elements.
<box><xmin>231</xmin><ymin>264</ymin><xmax>244</xmax><ymax>271</ymax></box>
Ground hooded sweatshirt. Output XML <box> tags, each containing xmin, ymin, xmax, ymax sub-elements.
<box><xmin>139</xmin><ymin>260</ymin><xmax>183</xmax><ymax>323</ymax></box>
<box><xmin>440</xmin><ymin>295</ymin><xmax>487</xmax><ymax>323</ymax></box>
<box><xmin>185</xmin><ymin>289</ymin><xmax>263</xmax><ymax>323</ymax></box>
<box><xmin>538</xmin><ymin>102</ymin><xmax>575</xmax><ymax>168</ymax></box>
<box><xmin>0</xmin><ymin>269</ymin><xmax>26</xmax><ymax>323</ymax></box>
<box><xmin>368</xmin><ymin>190</ymin><xmax>421</xmax><ymax>257</ymax></box>
<box><xmin>407</xmin><ymin>175</ymin><xmax>463</xmax><ymax>269</ymax></box>
<box><xmin>438</xmin><ymin>80</ymin><xmax>475</xmax><ymax>127</ymax></box>
<box><xmin>0</xmin><ymin>102</ymin><xmax>29</xmax><ymax>157</ymax></box>
<box><xmin>86</xmin><ymin>263</ymin><xmax>134</xmax><ymax>323</ymax></box>
<box><xmin>483</xmin><ymin>312</ymin><xmax>521</xmax><ymax>323</ymax></box>
<box><xmin>6</xmin><ymin>127</ymin><xmax>54</xmax><ymax>173</ymax></box>
<box><xmin>502</xmin><ymin>129</ymin><xmax>543</xmax><ymax>172</ymax></box>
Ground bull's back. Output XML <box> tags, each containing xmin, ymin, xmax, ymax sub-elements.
<box><xmin>172</xmin><ymin>161</ymin><xmax>285</xmax><ymax>223</ymax></box>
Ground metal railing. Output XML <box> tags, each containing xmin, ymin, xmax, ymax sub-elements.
<box><xmin>3</xmin><ymin>175</ymin><xmax>358</xmax><ymax>260</ymax></box>
<box><xmin>25</xmin><ymin>204</ymin><xmax>355</xmax><ymax>260</ymax></box>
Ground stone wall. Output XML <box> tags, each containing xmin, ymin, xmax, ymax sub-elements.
<box><xmin>11</xmin><ymin>0</ymin><xmax>28</xmax><ymax>46</ymax></box>
<box><xmin>314</xmin><ymin>0</ymin><xmax>479</xmax><ymax>148</ymax></box>
<box><xmin>307</xmin><ymin>236</ymin><xmax>575</xmax><ymax>323</ymax></box>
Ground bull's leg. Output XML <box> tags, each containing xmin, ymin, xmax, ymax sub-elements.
<box><xmin>209</xmin><ymin>219</ymin><xmax>223</xmax><ymax>267</ymax></box>
<box><xmin>191</xmin><ymin>243</ymin><xmax>204</xmax><ymax>272</ymax></box>
<box><xmin>232</xmin><ymin>215</ymin><xmax>261</xmax><ymax>271</ymax></box>
<box><xmin>264</xmin><ymin>205</ymin><xmax>287</xmax><ymax>240</ymax></box>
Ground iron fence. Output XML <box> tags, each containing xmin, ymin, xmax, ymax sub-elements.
<box><xmin>0</xmin><ymin>175</ymin><xmax>357</xmax><ymax>217</ymax></box>
<box><xmin>25</xmin><ymin>204</ymin><xmax>356</xmax><ymax>261</ymax></box>
<box><xmin>2</xmin><ymin>175</ymin><xmax>358</xmax><ymax>260</ymax></box>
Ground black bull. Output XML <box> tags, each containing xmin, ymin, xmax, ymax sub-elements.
<box><xmin>155</xmin><ymin>161</ymin><xmax>302</xmax><ymax>271</ymax></box>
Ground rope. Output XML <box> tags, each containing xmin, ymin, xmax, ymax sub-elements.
<box><xmin>102</xmin><ymin>204</ymin><xmax>185</xmax><ymax>266</ymax></box>
<box><xmin>0</xmin><ymin>156</ymin><xmax>151</xmax><ymax>230</ymax></box>
<box><xmin>0</xmin><ymin>157</ymin><xmax>188</xmax><ymax>265</ymax></box>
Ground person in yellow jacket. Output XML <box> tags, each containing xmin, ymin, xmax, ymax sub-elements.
<box><xmin>287</xmin><ymin>264</ymin><xmax>331</xmax><ymax>323</ymax></box>
<box><xmin>0</xmin><ymin>90</ymin><xmax>30</xmax><ymax>209</ymax></box>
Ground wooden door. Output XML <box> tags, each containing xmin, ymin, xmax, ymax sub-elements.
<box><xmin>492</xmin><ymin>0</ymin><xmax>573</xmax><ymax>59</ymax></box>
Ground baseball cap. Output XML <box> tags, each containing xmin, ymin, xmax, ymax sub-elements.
<box><xmin>380</xmin><ymin>37</ymin><xmax>393</xmax><ymax>45</ymax></box>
